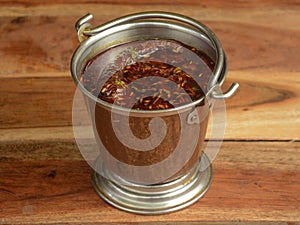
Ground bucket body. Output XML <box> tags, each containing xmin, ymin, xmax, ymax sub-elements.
<box><xmin>71</xmin><ymin>12</ymin><xmax>239</xmax><ymax>214</ymax></box>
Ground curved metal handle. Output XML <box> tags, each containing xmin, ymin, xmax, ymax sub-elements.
<box><xmin>207</xmin><ymin>82</ymin><xmax>240</xmax><ymax>99</ymax></box>
<box><xmin>75</xmin><ymin>12</ymin><xmax>224</xmax><ymax>83</ymax></box>
<box><xmin>212</xmin><ymin>82</ymin><xmax>240</xmax><ymax>99</ymax></box>
<box><xmin>75</xmin><ymin>12</ymin><xmax>239</xmax><ymax>100</ymax></box>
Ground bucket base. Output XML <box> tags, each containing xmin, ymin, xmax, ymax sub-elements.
<box><xmin>91</xmin><ymin>153</ymin><xmax>212</xmax><ymax>215</ymax></box>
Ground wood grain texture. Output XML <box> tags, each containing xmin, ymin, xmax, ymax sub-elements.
<box><xmin>1</xmin><ymin>6</ymin><xmax>299</xmax><ymax>73</ymax></box>
<box><xmin>0</xmin><ymin>140</ymin><xmax>299</xmax><ymax>224</ymax></box>
<box><xmin>0</xmin><ymin>0</ymin><xmax>299</xmax><ymax>224</ymax></box>
<box><xmin>0</xmin><ymin>1</ymin><xmax>299</xmax><ymax>139</ymax></box>
<box><xmin>0</xmin><ymin>71</ymin><xmax>299</xmax><ymax>140</ymax></box>
<box><xmin>0</xmin><ymin>0</ymin><xmax>299</xmax><ymax>8</ymax></box>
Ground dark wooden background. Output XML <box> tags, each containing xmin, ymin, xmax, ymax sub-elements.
<box><xmin>0</xmin><ymin>0</ymin><xmax>299</xmax><ymax>224</ymax></box>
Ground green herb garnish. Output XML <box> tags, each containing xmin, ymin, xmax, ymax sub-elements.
<box><xmin>115</xmin><ymin>79</ymin><xmax>125</xmax><ymax>88</ymax></box>
<box><xmin>129</xmin><ymin>48</ymin><xmax>139</xmax><ymax>59</ymax></box>
<box><xmin>192</xmin><ymin>87</ymin><xmax>201</xmax><ymax>91</ymax></box>
<box><xmin>173</xmin><ymin>67</ymin><xmax>182</xmax><ymax>73</ymax></box>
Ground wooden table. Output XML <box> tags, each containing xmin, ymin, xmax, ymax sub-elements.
<box><xmin>0</xmin><ymin>1</ymin><xmax>299</xmax><ymax>224</ymax></box>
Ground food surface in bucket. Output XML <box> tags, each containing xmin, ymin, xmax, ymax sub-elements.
<box><xmin>81</xmin><ymin>39</ymin><xmax>214</xmax><ymax>110</ymax></box>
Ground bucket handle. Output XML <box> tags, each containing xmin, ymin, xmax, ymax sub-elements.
<box><xmin>75</xmin><ymin>12</ymin><xmax>239</xmax><ymax>100</ymax></box>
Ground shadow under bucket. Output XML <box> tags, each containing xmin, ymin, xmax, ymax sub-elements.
<box><xmin>71</xmin><ymin>12</ymin><xmax>239</xmax><ymax>214</ymax></box>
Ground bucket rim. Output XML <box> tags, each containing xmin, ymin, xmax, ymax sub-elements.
<box><xmin>70</xmin><ymin>13</ymin><xmax>228</xmax><ymax>115</ymax></box>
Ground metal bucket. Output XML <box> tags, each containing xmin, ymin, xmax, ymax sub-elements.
<box><xmin>71</xmin><ymin>12</ymin><xmax>239</xmax><ymax>214</ymax></box>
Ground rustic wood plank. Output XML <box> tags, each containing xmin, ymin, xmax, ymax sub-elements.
<box><xmin>0</xmin><ymin>0</ymin><xmax>299</xmax><ymax>8</ymax></box>
<box><xmin>0</xmin><ymin>76</ymin><xmax>75</xmax><ymax>128</ymax></box>
<box><xmin>0</xmin><ymin>127</ymin><xmax>74</xmax><ymax>142</ymax></box>
<box><xmin>0</xmin><ymin>7</ymin><xmax>299</xmax><ymax>74</ymax></box>
<box><xmin>0</xmin><ymin>1</ymin><xmax>299</xmax><ymax>224</ymax></box>
<box><xmin>0</xmin><ymin>16</ymin><xmax>78</xmax><ymax>75</ymax></box>
<box><xmin>0</xmin><ymin>4</ymin><xmax>299</xmax><ymax>32</ymax></box>
<box><xmin>0</xmin><ymin>71</ymin><xmax>299</xmax><ymax>140</ymax></box>
<box><xmin>0</xmin><ymin>4</ymin><xmax>299</xmax><ymax>139</ymax></box>
<box><xmin>0</xmin><ymin>3</ymin><xmax>299</xmax><ymax>139</ymax></box>
<box><xmin>222</xmin><ymin>72</ymin><xmax>300</xmax><ymax>140</ymax></box>
<box><xmin>1</xmin><ymin>140</ymin><xmax>299</xmax><ymax>170</ymax></box>
<box><xmin>0</xmin><ymin>141</ymin><xmax>299</xmax><ymax>224</ymax></box>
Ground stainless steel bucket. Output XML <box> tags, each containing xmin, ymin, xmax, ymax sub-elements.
<box><xmin>71</xmin><ymin>11</ymin><xmax>239</xmax><ymax>214</ymax></box>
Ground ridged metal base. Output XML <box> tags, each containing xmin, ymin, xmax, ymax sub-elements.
<box><xmin>91</xmin><ymin>154</ymin><xmax>213</xmax><ymax>215</ymax></box>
